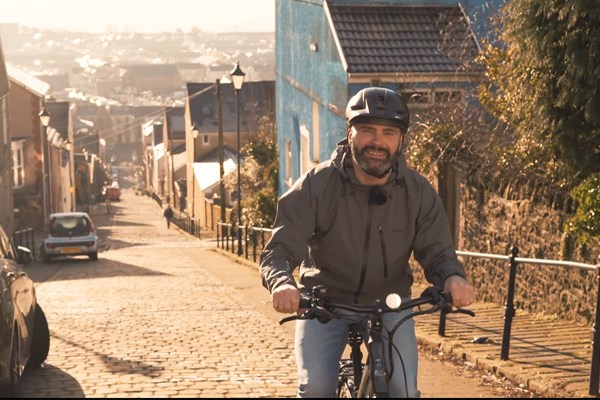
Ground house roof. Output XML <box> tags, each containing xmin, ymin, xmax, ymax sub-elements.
<box><xmin>193</xmin><ymin>158</ymin><xmax>237</xmax><ymax>191</ymax></box>
<box><xmin>6</xmin><ymin>64</ymin><xmax>51</xmax><ymax>96</ymax></box>
<box><xmin>325</xmin><ymin>3</ymin><xmax>483</xmax><ymax>74</ymax></box>
<box><xmin>197</xmin><ymin>144</ymin><xmax>238</xmax><ymax>163</ymax></box>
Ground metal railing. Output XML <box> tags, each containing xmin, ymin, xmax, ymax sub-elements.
<box><xmin>216</xmin><ymin>221</ymin><xmax>273</xmax><ymax>263</ymax></box>
<box><xmin>13</xmin><ymin>227</ymin><xmax>36</xmax><ymax>258</ymax></box>
<box><xmin>453</xmin><ymin>247</ymin><xmax>600</xmax><ymax>396</ymax></box>
<box><xmin>171</xmin><ymin>209</ymin><xmax>202</xmax><ymax>239</ymax></box>
<box><xmin>215</xmin><ymin>221</ymin><xmax>600</xmax><ymax>395</ymax></box>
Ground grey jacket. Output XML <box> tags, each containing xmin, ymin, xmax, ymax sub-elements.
<box><xmin>260</xmin><ymin>139</ymin><xmax>465</xmax><ymax>303</ymax></box>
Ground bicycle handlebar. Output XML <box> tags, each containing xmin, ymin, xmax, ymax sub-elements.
<box><xmin>279</xmin><ymin>286</ymin><xmax>475</xmax><ymax>325</ymax></box>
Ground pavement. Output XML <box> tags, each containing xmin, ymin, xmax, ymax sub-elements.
<box><xmin>21</xmin><ymin>182</ymin><xmax>597</xmax><ymax>398</ymax></box>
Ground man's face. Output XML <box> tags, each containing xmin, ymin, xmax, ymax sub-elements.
<box><xmin>348</xmin><ymin>123</ymin><xmax>403</xmax><ymax>178</ymax></box>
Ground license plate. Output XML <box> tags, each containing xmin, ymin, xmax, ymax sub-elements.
<box><xmin>60</xmin><ymin>247</ymin><xmax>80</xmax><ymax>254</ymax></box>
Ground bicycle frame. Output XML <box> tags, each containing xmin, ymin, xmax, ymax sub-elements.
<box><xmin>339</xmin><ymin>305</ymin><xmax>391</xmax><ymax>398</ymax></box>
<box><xmin>338</xmin><ymin>324</ymin><xmax>365</xmax><ymax>397</ymax></box>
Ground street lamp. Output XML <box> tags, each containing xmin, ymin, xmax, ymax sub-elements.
<box><xmin>165</xmin><ymin>149</ymin><xmax>171</xmax><ymax>204</ymax></box>
<box><xmin>39</xmin><ymin>107</ymin><xmax>51</xmax><ymax>225</ymax></box>
<box><xmin>230</xmin><ymin>61</ymin><xmax>245</xmax><ymax>256</ymax></box>
<box><xmin>190</xmin><ymin>122</ymin><xmax>199</xmax><ymax>220</ymax></box>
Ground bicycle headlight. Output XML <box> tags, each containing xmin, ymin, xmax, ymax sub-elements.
<box><xmin>385</xmin><ymin>293</ymin><xmax>402</xmax><ymax>309</ymax></box>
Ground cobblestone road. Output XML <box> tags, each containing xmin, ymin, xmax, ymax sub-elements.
<box><xmin>21</xmin><ymin>191</ymin><xmax>297</xmax><ymax>397</ymax></box>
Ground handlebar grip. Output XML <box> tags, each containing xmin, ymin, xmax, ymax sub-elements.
<box><xmin>442</xmin><ymin>292</ymin><xmax>452</xmax><ymax>305</ymax></box>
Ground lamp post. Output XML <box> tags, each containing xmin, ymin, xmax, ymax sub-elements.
<box><xmin>190</xmin><ymin>122</ymin><xmax>199</xmax><ymax>220</ymax></box>
<box><xmin>216</xmin><ymin>78</ymin><xmax>227</xmax><ymax>237</ymax></box>
<box><xmin>39</xmin><ymin>107</ymin><xmax>51</xmax><ymax>225</ymax></box>
<box><xmin>165</xmin><ymin>149</ymin><xmax>171</xmax><ymax>203</ymax></box>
<box><xmin>230</xmin><ymin>61</ymin><xmax>245</xmax><ymax>256</ymax></box>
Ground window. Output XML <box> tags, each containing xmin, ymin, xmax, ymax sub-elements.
<box><xmin>202</xmin><ymin>134</ymin><xmax>209</xmax><ymax>145</ymax></box>
<box><xmin>12</xmin><ymin>140</ymin><xmax>25</xmax><ymax>188</ymax></box>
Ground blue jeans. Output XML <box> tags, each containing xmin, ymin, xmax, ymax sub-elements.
<box><xmin>295</xmin><ymin>307</ymin><xmax>421</xmax><ymax>398</ymax></box>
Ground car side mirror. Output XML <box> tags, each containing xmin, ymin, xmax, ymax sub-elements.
<box><xmin>17</xmin><ymin>246</ymin><xmax>33</xmax><ymax>265</ymax></box>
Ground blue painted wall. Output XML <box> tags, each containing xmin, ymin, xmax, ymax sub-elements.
<box><xmin>276</xmin><ymin>0</ymin><xmax>348</xmax><ymax>195</ymax></box>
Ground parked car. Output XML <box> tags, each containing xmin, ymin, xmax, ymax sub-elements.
<box><xmin>0</xmin><ymin>223</ymin><xmax>50</xmax><ymax>397</ymax></box>
<box><xmin>42</xmin><ymin>212</ymin><xmax>99</xmax><ymax>263</ymax></box>
<box><xmin>102</xmin><ymin>185</ymin><xmax>121</xmax><ymax>202</ymax></box>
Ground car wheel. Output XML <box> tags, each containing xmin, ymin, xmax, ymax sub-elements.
<box><xmin>1</xmin><ymin>331</ymin><xmax>22</xmax><ymax>397</ymax></box>
<box><xmin>28</xmin><ymin>304</ymin><xmax>50</xmax><ymax>368</ymax></box>
<box><xmin>89</xmin><ymin>252</ymin><xmax>98</xmax><ymax>261</ymax></box>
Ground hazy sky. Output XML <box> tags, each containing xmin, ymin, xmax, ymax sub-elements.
<box><xmin>0</xmin><ymin>0</ymin><xmax>276</xmax><ymax>33</ymax></box>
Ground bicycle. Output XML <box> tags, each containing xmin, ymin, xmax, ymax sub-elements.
<box><xmin>279</xmin><ymin>286</ymin><xmax>475</xmax><ymax>398</ymax></box>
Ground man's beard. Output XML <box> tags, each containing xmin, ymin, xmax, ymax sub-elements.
<box><xmin>350</xmin><ymin>142</ymin><xmax>396</xmax><ymax>178</ymax></box>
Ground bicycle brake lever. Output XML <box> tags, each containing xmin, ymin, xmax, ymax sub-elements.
<box><xmin>452</xmin><ymin>308</ymin><xmax>476</xmax><ymax>317</ymax></box>
<box><xmin>279</xmin><ymin>315</ymin><xmax>297</xmax><ymax>325</ymax></box>
<box><xmin>278</xmin><ymin>307</ymin><xmax>321</xmax><ymax>325</ymax></box>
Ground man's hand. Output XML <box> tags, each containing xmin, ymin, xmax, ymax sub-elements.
<box><xmin>443</xmin><ymin>275</ymin><xmax>475</xmax><ymax>308</ymax></box>
<box><xmin>271</xmin><ymin>284</ymin><xmax>301</xmax><ymax>314</ymax></box>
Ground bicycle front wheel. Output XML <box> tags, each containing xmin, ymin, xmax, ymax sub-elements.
<box><xmin>356</xmin><ymin>364</ymin><xmax>374</xmax><ymax>398</ymax></box>
<box><xmin>338</xmin><ymin>379</ymin><xmax>354</xmax><ymax>398</ymax></box>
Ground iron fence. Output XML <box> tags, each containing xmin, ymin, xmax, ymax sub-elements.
<box><xmin>216</xmin><ymin>221</ymin><xmax>272</xmax><ymax>263</ymax></box>
<box><xmin>171</xmin><ymin>208</ymin><xmax>202</xmax><ymax>239</ymax></box>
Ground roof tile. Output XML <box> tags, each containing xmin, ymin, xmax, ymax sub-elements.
<box><xmin>328</xmin><ymin>4</ymin><xmax>483</xmax><ymax>74</ymax></box>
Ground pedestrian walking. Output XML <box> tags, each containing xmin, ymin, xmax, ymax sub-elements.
<box><xmin>163</xmin><ymin>204</ymin><xmax>174</xmax><ymax>229</ymax></box>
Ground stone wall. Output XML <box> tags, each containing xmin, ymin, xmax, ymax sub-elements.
<box><xmin>412</xmin><ymin>184</ymin><xmax>600</xmax><ymax>325</ymax></box>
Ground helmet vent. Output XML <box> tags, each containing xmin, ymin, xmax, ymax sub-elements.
<box><xmin>376</xmin><ymin>94</ymin><xmax>386</xmax><ymax>109</ymax></box>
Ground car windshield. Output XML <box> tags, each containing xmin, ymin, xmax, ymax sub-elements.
<box><xmin>50</xmin><ymin>216</ymin><xmax>90</xmax><ymax>237</ymax></box>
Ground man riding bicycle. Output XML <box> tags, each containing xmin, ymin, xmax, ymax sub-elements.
<box><xmin>260</xmin><ymin>87</ymin><xmax>475</xmax><ymax>398</ymax></box>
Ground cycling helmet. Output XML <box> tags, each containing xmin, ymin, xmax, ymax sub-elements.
<box><xmin>345</xmin><ymin>87</ymin><xmax>410</xmax><ymax>133</ymax></box>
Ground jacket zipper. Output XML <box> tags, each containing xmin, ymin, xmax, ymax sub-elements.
<box><xmin>378</xmin><ymin>226</ymin><xmax>388</xmax><ymax>278</ymax></box>
<box><xmin>354</xmin><ymin>202</ymin><xmax>373</xmax><ymax>302</ymax></box>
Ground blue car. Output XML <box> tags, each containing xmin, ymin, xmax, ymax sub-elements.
<box><xmin>0</xmin><ymin>223</ymin><xmax>50</xmax><ymax>397</ymax></box>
